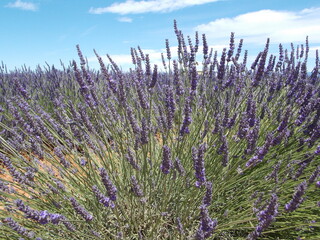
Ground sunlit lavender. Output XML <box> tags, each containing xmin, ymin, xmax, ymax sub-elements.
<box><xmin>0</xmin><ymin>21</ymin><xmax>319</xmax><ymax>239</ymax></box>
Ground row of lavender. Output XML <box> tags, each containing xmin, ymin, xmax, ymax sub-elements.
<box><xmin>0</xmin><ymin>21</ymin><xmax>320</xmax><ymax>239</ymax></box>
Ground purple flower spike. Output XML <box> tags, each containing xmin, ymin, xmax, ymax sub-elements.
<box><xmin>4</xmin><ymin>218</ymin><xmax>35</xmax><ymax>239</ymax></box>
<box><xmin>70</xmin><ymin>197</ymin><xmax>93</xmax><ymax>222</ymax></box>
<box><xmin>193</xmin><ymin>144</ymin><xmax>207</xmax><ymax>187</ymax></box>
<box><xmin>285</xmin><ymin>181</ymin><xmax>307</xmax><ymax>212</ymax></box>
<box><xmin>125</xmin><ymin>148</ymin><xmax>141</xmax><ymax>170</ymax></box>
<box><xmin>99</xmin><ymin>168</ymin><xmax>117</xmax><ymax>201</ymax></box>
<box><xmin>227</xmin><ymin>32</ymin><xmax>235</xmax><ymax>62</ymax></box>
<box><xmin>160</xmin><ymin>145</ymin><xmax>173</xmax><ymax>174</ymax></box>
<box><xmin>309</xmin><ymin>166</ymin><xmax>320</xmax><ymax>184</ymax></box>
<box><xmin>130</xmin><ymin>176</ymin><xmax>144</xmax><ymax>197</ymax></box>
<box><xmin>92</xmin><ymin>185</ymin><xmax>115</xmax><ymax>208</ymax></box>
<box><xmin>149</xmin><ymin>64</ymin><xmax>158</xmax><ymax>89</ymax></box>
<box><xmin>165</xmin><ymin>86</ymin><xmax>175</xmax><ymax>130</ymax></box>
<box><xmin>202</xmin><ymin>181</ymin><xmax>213</xmax><ymax>206</ymax></box>
<box><xmin>277</xmin><ymin>107</ymin><xmax>291</xmax><ymax>132</ymax></box>
<box><xmin>53</xmin><ymin>147</ymin><xmax>70</xmax><ymax>168</ymax></box>
<box><xmin>176</xmin><ymin>217</ymin><xmax>185</xmax><ymax>235</ymax></box>
<box><xmin>180</xmin><ymin>96</ymin><xmax>192</xmax><ymax>136</ymax></box>
<box><xmin>174</xmin><ymin>157</ymin><xmax>186</xmax><ymax>176</ymax></box>
<box><xmin>196</xmin><ymin>205</ymin><xmax>217</xmax><ymax>239</ymax></box>
<box><xmin>218</xmin><ymin>48</ymin><xmax>227</xmax><ymax>81</ymax></box>
<box><xmin>247</xmin><ymin>194</ymin><xmax>278</xmax><ymax>240</ymax></box>
<box><xmin>314</xmin><ymin>145</ymin><xmax>320</xmax><ymax>155</ymax></box>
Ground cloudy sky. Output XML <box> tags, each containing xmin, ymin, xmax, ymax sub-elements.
<box><xmin>1</xmin><ymin>0</ymin><xmax>320</xmax><ymax>71</ymax></box>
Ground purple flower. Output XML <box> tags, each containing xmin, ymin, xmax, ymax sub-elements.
<box><xmin>72</xmin><ymin>60</ymin><xmax>95</xmax><ymax>108</ymax></box>
<box><xmin>0</xmin><ymin>180</ymin><xmax>14</xmax><ymax>193</ymax></box>
<box><xmin>314</xmin><ymin>145</ymin><xmax>320</xmax><ymax>155</ymax></box>
<box><xmin>237</xmin><ymin>112</ymin><xmax>248</xmax><ymax>139</ymax></box>
<box><xmin>173</xmin><ymin>60</ymin><xmax>184</xmax><ymax>96</ymax></box>
<box><xmin>308</xmin><ymin>166</ymin><xmax>320</xmax><ymax>184</ymax></box>
<box><xmin>226</xmin><ymin>32</ymin><xmax>235</xmax><ymax>62</ymax></box>
<box><xmin>161</xmin><ymin>52</ymin><xmax>167</xmax><ymax>70</ymax></box>
<box><xmin>245</xmin><ymin>120</ymin><xmax>260</xmax><ymax>155</ymax></box>
<box><xmin>70</xmin><ymin>197</ymin><xmax>93</xmax><ymax>222</ymax></box>
<box><xmin>193</xmin><ymin>144</ymin><xmax>207</xmax><ymax>187</ymax></box>
<box><xmin>176</xmin><ymin>217</ymin><xmax>184</xmax><ymax>235</ymax></box>
<box><xmin>202</xmin><ymin>34</ymin><xmax>208</xmax><ymax>57</ymax></box>
<box><xmin>165</xmin><ymin>86</ymin><xmax>175</xmax><ymax>130</ymax></box>
<box><xmin>136</xmin><ymin>80</ymin><xmax>149</xmax><ymax>110</ymax></box>
<box><xmin>316</xmin><ymin>181</ymin><xmax>320</xmax><ymax>188</ymax></box>
<box><xmin>235</xmin><ymin>38</ymin><xmax>243</xmax><ymax>61</ymax></box>
<box><xmin>47</xmin><ymin>183</ymin><xmax>59</xmax><ymax>194</ymax></box>
<box><xmin>180</xmin><ymin>96</ymin><xmax>192</xmax><ymax>136</ymax></box>
<box><xmin>160</xmin><ymin>145</ymin><xmax>173</xmax><ymax>174</ymax></box>
<box><xmin>217</xmin><ymin>48</ymin><xmax>227</xmax><ymax>80</ymax></box>
<box><xmin>99</xmin><ymin>168</ymin><xmax>117</xmax><ymax>201</ymax></box>
<box><xmin>53</xmin><ymin>147</ymin><xmax>70</xmax><ymax>168</ymax></box>
<box><xmin>141</xmin><ymin>117</ymin><xmax>149</xmax><ymax>145</ymax></box>
<box><xmin>285</xmin><ymin>181</ymin><xmax>308</xmax><ymax>212</ymax></box>
<box><xmin>247</xmin><ymin>194</ymin><xmax>278</xmax><ymax>240</ymax></box>
<box><xmin>252</xmin><ymin>39</ymin><xmax>269</xmax><ymax>87</ymax></box>
<box><xmin>94</xmin><ymin>49</ymin><xmax>117</xmax><ymax>94</ymax></box>
<box><xmin>50</xmin><ymin>213</ymin><xmax>63</xmax><ymax>224</ymax></box>
<box><xmin>265</xmin><ymin>161</ymin><xmax>281</xmax><ymax>183</ymax></box>
<box><xmin>165</xmin><ymin>39</ymin><xmax>171</xmax><ymax>60</ymax></box>
<box><xmin>157</xmin><ymin>106</ymin><xmax>168</xmax><ymax>132</ymax></box>
<box><xmin>15</xmin><ymin>199</ymin><xmax>48</xmax><ymax>224</ymax></box>
<box><xmin>15</xmin><ymin>199</ymin><xmax>72</xmax><ymax>228</ymax></box>
<box><xmin>14</xmin><ymin>78</ymin><xmax>30</xmax><ymax>100</ymax></box>
<box><xmin>189</xmin><ymin>64</ymin><xmax>198</xmax><ymax>93</ymax></box>
<box><xmin>130</xmin><ymin>176</ymin><xmax>144</xmax><ymax>197</ymax></box>
<box><xmin>277</xmin><ymin>107</ymin><xmax>291</xmax><ymax>132</ymax></box>
<box><xmin>149</xmin><ymin>64</ymin><xmax>158</xmax><ymax>89</ymax></box>
<box><xmin>53</xmin><ymin>178</ymin><xmax>66</xmax><ymax>191</ymax></box>
<box><xmin>1</xmin><ymin>153</ymin><xmax>31</xmax><ymax>185</ymax></box>
<box><xmin>125</xmin><ymin>148</ymin><xmax>141</xmax><ymax>170</ymax></box>
<box><xmin>196</xmin><ymin>205</ymin><xmax>217</xmax><ymax>239</ymax></box>
<box><xmin>202</xmin><ymin>181</ymin><xmax>213</xmax><ymax>206</ymax></box>
<box><xmin>60</xmin><ymin>215</ymin><xmax>76</xmax><ymax>232</ymax></box>
<box><xmin>174</xmin><ymin>157</ymin><xmax>186</xmax><ymax>176</ymax></box>
<box><xmin>217</xmin><ymin>134</ymin><xmax>229</xmax><ymax>167</ymax></box>
<box><xmin>92</xmin><ymin>185</ymin><xmax>115</xmax><ymax>208</ymax></box>
<box><xmin>137</xmin><ymin>45</ymin><xmax>145</xmax><ymax>61</ymax></box>
<box><xmin>80</xmin><ymin>158</ymin><xmax>87</xmax><ymax>166</ymax></box>
<box><xmin>3</xmin><ymin>218</ymin><xmax>35</xmax><ymax>238</ymax></box>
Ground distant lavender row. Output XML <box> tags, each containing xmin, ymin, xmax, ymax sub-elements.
<box><xmin>0</xmin><ymin>20</ymin><xmax>319</xmax><ymax>239</ymax></box>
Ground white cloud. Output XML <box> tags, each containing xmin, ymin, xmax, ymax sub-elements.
<box><xmin>118</xmin><ymin>17</ymin><xmax>133</xmax><ymax>23</ymax></box>
<box><xmin>195</xmin><ymin>8</ymin><xmax>320</xmax><ymax>45</ymax></box>
<box><xmin>89</xmin><ymin>0</ymin><xmax>219</xmax><ymax>15</ymax></box>
<box><xmin>6</xmin><ymin>0</ymin><xmax>38</xmax><ymax>11</ymax></box>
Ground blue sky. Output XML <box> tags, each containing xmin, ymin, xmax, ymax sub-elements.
<box><xmin>1</xmin><ymin>0</ymin><xmax>320</xmax><ymax>71</ymax></box>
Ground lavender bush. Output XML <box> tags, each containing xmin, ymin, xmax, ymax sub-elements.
<box><xmin>0</xmin><ymin>21</ymin><xmax>320</xmax><ymax>239</ymax></box>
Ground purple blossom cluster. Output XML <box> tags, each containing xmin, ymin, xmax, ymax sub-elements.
<box><xmin>69</xmin><ymin>197</ymin><xmax>93</xmax><ymax>222</ymax></box>
<box><xmin>92</xmin><ymin>185</ymin><xmax>115</xmax><ymax>208</ymax></box>
<box><xmin>14</xmin><ymin>199</ymin><xmax>75</xmax><ymax>231</ymax></box>
<box><xmin>160</xmin><ymin>145</ymin><xmax>173</xmax><ymax>174</ymax></box>
<box><xmin>193</xmin><ymin>144</ymin><xmax>207</xmax><ymax>187</ymax></box>
<box><xmin>195</xmin><ymin>205</ymin><xmax>218</xmax><ymax>239</ymax></box>
<box><xmin>99</xmin><ymin>167</ymin><xmax>117</xmax><ymax>201</ymax></box>
<box><xmin>247</xmin><ymin>194</ymin><xmax>279</xmax><ymax>240</ymax></box>
<box><xmin>285</xmin><ymin>181</ymin><xmax>308</xmax><ymax>212</ymax></box>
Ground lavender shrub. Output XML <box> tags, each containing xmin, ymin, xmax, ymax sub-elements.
<box><xmin>0</xmin><ymin>21</ymin><xmax>319</xmax><ymax>239</ymax></box>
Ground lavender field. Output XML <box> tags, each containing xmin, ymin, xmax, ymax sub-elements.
<box><xmin>0</xmin><ymin>21</ymin><xmax>320</xmax><ymax>239</ymax></box>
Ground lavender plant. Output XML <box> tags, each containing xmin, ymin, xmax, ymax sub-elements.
<box><xmin>0</xmin><ymin>21</ymin><xmax>320</xmax><ymax>240</ymax></box>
